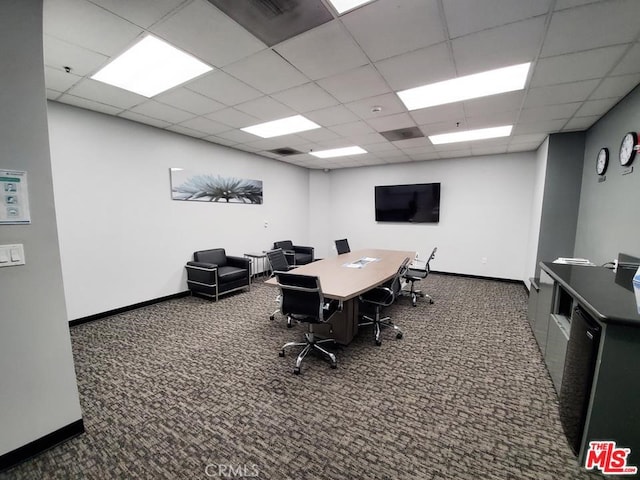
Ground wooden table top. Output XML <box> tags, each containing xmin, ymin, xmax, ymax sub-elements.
<box><xmin>265</xmin><ymin>248</ymin><xmax>415</xmax><ymax>301</ymax></box>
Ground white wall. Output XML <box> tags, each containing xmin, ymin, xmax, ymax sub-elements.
<box><xmin>0</xmin><ymin>0</ymin><xmax>82</xmax><ymax>458</ymax></box>
<box><xmin>524</xmin><ymin>137</ymin><xmax>550</xmax><ymax>288</ymax></box>
<box><xmin>47</xmin><ymin>102</ymin><xmax>311</xmax><ymax>320</ymax></box>
<box><xmin>324</xmin><ymin>152</ymin><xmax>536</xmax><ymax>280</ymax></box>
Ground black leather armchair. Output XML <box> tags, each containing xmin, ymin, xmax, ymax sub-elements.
<box><xmin>185</xmin><ymin>248</ymin><xmax>250</xmax><ymax>301</ymax></box>
<box><xmin>273</xmin><ymin>240</ymin><xmax>314</xmax><ymax>266</ymax></box>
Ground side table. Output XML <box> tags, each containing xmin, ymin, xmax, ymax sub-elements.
<box><xmin>244</xmin><ymin>252</ymin><xmax>268</xmax><ymax>281</ymax></box>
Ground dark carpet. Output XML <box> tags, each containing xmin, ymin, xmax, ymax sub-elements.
<box><xmin>1</xmin><ymin>274</ymin><xmax>602</xmax><ymax>479</ymax></box>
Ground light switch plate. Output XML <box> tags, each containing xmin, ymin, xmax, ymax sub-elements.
<box><xmin>0</xmin><ymin>244</ymin><xmax>25</xmax><ymax>267</ymax></box>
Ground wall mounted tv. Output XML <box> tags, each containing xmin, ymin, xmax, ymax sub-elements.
<box><xmin>375</xmin><ymin>183</ymin><xmax>441</xmax><ymax>223</ymax></box>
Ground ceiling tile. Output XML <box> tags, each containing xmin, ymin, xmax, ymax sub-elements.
<box><xmin>541</xmin><ymin>0</ymin><xmax>640</xmax><ymax>58</ymax></box>
<box><xmin>329</xmin><ymin>120</ymin><xmax>375</xmax><ymax>137</ymax></box>
<box><xmin>155</xmin><ymin>88</ymin><xmax>225</xmax><ymax>115</ymax></box>
<box><xmin>47</xmin><ymin>90</ymin><xmax>63</xmax><ymax>100</ymax></box>
<box><xmin>573</xmin><ymin>98</ymin><xmax>619</xmax><ymax>117</ymax></box>
<box><xmin>213</xmin><ymin>128</ymin><xmax>259</xmax><ymax>143</ymax></box>
<box><xmin>512</xmin><ymin>119</ymin><xmax>567</xmax><ymax>135</ymax></box>
<box><xmin>508</xmin><ymin>142</ymin><xmax>541</xmax><ymax>152</ymax></box>
<box><xmin>345</xmin><ymin>132</ymin><xmax>388</xmax><ymax>145</ymax></box>
<box><xmin>555</xmin><ymin>0</ymin><xmax>600</xmax><ymax>9</ymax></box>
<box><xmin>341</xmin><ymin>0</ymin><xmax>445</xmax><ymax>62</ymax></box>
<box><xmin>419</xmin><ymin>120</ymin><xmax>468</xmax><ymax>135</ymax></box>
<box><xmin>410</xmin><ymin>103</ymin><xmax>466</xmax><ymax>126</ymax></box>
<box><xmin>374</xmin><ymin>42</ymin><xmax>455</xmax><ymax>91</ymax></box>
<box><xmin>530</xmin><ymin>45</ymin><xmax>628</xmax><ymax>86</ymax></box>
<box><xmin>304</xmin><ymin>105</ymin><xmax>361</xmax><ymax>127</ymax></box>
<box><xmin>43</xmin><ymin>35</ymin><xmax>108</xmax><ymax>77</ymax></box>
<box><xmin>165</xmin><ymin>124</ymin><xmax>208</xmax><ymax>138</ymax></box>
<box><xmin>345</xmin><ymin>93</ymin><xmax>407</xmax><ymax>120</ymax></box>
<box><xmin>296</xmin><ymin>129</ymin><xmax>341</xmax><ymax>143</ymax></box>
<box><xmin>89</xmin><ymin>0</ymin><xmax>185</xmax><ymax>29</ymax></box>
<box><xmin>274</xmin><ymin>22</ymin><xmax>369</xmax><ymax>80</ymax></box>
<box><xmin>590</xmin><ymin>74</ymin><xmax>640</xmax><ymax>100</ymax></box>
<box><xmin>150</xmin><ymin>0</ymin><xmax>265</xmax><ymax>67</ymax></box>
<box><xmin>66</xmin><ymin>79</ymin><xmax>146</xmax><ymax>109</ymax></box>
<box><xmin>245</xmin><ymin>135</ymin><xmax>309</xmax><ymax>150</ymax></box>
<box><xmin>234</xmin><ymin>96</ymin><xmax>295</xmax><ymax>120</ymax></box>
<box><xmin>443</xmin><ymin>0</ymin><xmax>552</xmax><ymax>38</ymax></box>
<box><xmin>203</xmin><ymin>135</ymin><xmax>239</xmax><ymax>147</ymax></box>
<box><xmin>178</xmin><ymin>116</ymin><xmax>229</xmax><ymax>135</ymax></box>
<box><xmin>44</xmin><ymin>66</ymin><xmax>82</xmax><ymax>93</ymax></box>
<box><xmin>611</xmin><ymin>43</ymin><xmax>640</xmax><ymax>76</ymax></box>
<box><xmin>317</xmin><ymin>65</ymin><xmax>390</xmax><ymax>103</ymax></box>
<box><xmin>523</xmin><ymin>80</ymin><xmax>599</xmax><ymax>106</ymax></box>
<box><xmin>129</xmin><ymin>100</ymin><xmax>195</xmax><ymax>123</ymax></box>
<box><xmin>562</xmin><ymin>115</ymin><xmax>600</xmax><ymax>130</ymax></box>
<box><xmin>451</xmin><ymin>16</ymin><xmax>545</xmax><ymax>76</ymax></box>
<box><xmin>185</xmin><ymin>71</ymin><xmax>262</xmax><ymax>105</ymax></box>
<box><xmin>205</xmin><ymin>108</ymin><xmax>259</xmax><ymax>128</ymax></box>
<box><xmin>471</xmin><ymin>145</ymin><xmax>509</xmax><ymax>156</ymax></box>
<box><xmin>519</xmin><ymin>103</ymin><xmax>581</xmax><ymax>122</ymax></box>
<box><xmin>224</xmin><ymin>50</ymin><xmax>309</xmax><ymax>94</ymax></box>
<box><xmin>463</xmin><ymin>91</ymin><xmax>524</xmax><ymax>116</ymax></box>
<box><xmin>44</xmin><ymin>0</ymin><xmax>142</xmax><ymax>56</ymax></box>
<box><xmin>118</xmin><ymin>111</ymin><xmax>172</xmax><ymax>128</ymax></box>
<box><xmin>271</xmin><ymin>83</ymin><xmax>339</xmax><ymax>113</ymax></box>
<box><xmin>510</xmin><ymin>133</ymin><xmax>548</xmax><ymax>145</ymax></box>
<box><xmin>57</xmin><ymin>94</ymin><xmax>124</xmax><ymax>115</ymax></box>
<box><xmin>465</xmin><ymin>111</ymin><xmax>519</xmax><ymax>128</ymax></box>
<box><xmin>366</xmin><ymin>113</ymin><xmax>416</xmax><ymax>132</ymax></box>
<box><xmin>363</xmin><ymin>142</ymin><xmax>401</xmax><ymax>153</ymax></box>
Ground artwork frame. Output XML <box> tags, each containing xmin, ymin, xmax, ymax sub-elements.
<box><xmin>170</xmin><ymin>168</ymin><xmax>263</xmax><ymax>204</ymax></box>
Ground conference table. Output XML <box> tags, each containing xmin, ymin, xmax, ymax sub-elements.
<box><xmin>266</xmin><ymin>248</ymin><xmax>415</xmax><ymax>344</ymax></box>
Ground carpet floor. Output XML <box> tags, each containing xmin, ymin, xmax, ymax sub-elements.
<box><xmin>1</xmin><ymin>274</ymin><xmax>602</xmax><ymax>479</ymax></box>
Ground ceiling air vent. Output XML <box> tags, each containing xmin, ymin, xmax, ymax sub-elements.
<box><xmin>267</xmin><ymin>147</ymin><xmax>303</xmax><ymax>156</ymax></box>
<box><xmin>207</xmin><ymin>0</ymin><xmax>332</xmax><ymax>46</ymax></box>
<box><xmin>380</xmin><ymin>127</ymin><xmax>425</xmax><ymax>142</ymax></box>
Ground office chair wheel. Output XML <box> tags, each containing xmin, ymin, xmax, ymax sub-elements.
<box><xmin>396</xmin><ymin>332</ymin><xmax>403</xmax><ymax>339</ymax></box>
<box><xmin>330</xmin><ymin>362</ymin><xmax>337</xmax><ymax>369</ymax></box>
<box><xmin>278</xmin><ymin>350</ymin><xmax>285</xmax><ymax>357</ymax></box>
<box><xmin>269</xmin><ymin>315</ymin><xmax>275</xmax><ymax>320</ymax></box>
<box><xmin>429</xmin><ymin>299</ymin><xmax>434</xmax><ymax>304</ymax></box>
<box><xmin>293</xmin><ymin>367</ymin><xmax>301</xmax><ymax>375</ymax></box>
<box><xmin>411</xmin><ymin>294</ymin><xmax>417</xmax><ymax>307</ymax></box>
<box><xmin>375</xmin><ymin>339</ymin><xmax>382</xmax><ymax>346</ymax></box>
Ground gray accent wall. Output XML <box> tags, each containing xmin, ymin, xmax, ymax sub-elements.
<box><xmin>575</xmin><ymin>85</ymin><xmax>640</xmax><ymax>264</ymax></box>
<box><xmin>0</xmin><ymin>0</ymin><xmax>82</xmax><ymax>457</ymax></box>
<box><xmin>534</xmin><ymin>132</ymin><xmax>586</xmax><ymax>276</ymax></box>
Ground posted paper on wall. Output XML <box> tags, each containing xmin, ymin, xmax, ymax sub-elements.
<box><xmin>0</xmin><ymin>169</ymin><xmax>31</xmax><ymax>224</ymax></box>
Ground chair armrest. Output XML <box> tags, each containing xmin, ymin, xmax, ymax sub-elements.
<box><xmin>186</xmin><ymin>261</ymin><xmax>218</xmax><ymax>271</ymax></box>
<box><xmin>359</xmin><ymin>286</ymin><xmax>395</xmax><ymax>307</ymax></box>
<box><xmin>226</xmin><ymin>255</ymin><xmax>251</xmax><ymax>270</ymax></box>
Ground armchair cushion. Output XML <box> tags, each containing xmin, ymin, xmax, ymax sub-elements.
<box><xmin>273</xmin><ymin>240</ymin><xmax>314</xmax><ymax>265</ymax></box>
<box><xmin>187</xmin><ymin>248</ymin><xmax>250</xmax><ymax>300</ymax></box>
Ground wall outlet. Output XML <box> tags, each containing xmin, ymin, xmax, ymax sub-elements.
<box><xmin>481</xmin><ymin>257</ymin><xmax>487</xmax><ymax>264</ymax></box>
<box><xmin>264</xmin><ymin>221</ymin><xmax>268</xmax><ymax>228</ymax></box>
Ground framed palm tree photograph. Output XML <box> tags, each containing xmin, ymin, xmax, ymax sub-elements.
<box><xmin>169</xmin><ymin>168</ymin><xmax>263</xmax><ymax>204</ymax></box>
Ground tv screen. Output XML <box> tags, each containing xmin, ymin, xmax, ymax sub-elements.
<box><xmin>375</xmin><ymin>183</ymin><xmax>440</xmax><ymax>223</ymax></box>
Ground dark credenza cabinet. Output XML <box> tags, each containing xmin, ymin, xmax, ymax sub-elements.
<box><xmin>533</xmin><ymin>262</ymin><xmax>640</xmax><ymax>474</ymax></box>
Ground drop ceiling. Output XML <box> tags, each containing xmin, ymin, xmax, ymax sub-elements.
<box><xmin>43</xmin><ymin>0</ymin><xmax>640</xmax><ymax>169</ymax></box>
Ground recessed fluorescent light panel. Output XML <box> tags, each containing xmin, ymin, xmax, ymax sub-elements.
<box><xmin>429</xmin><ymin>126</ymin><xmax>513</xmax><ymax>145</ymax></box>
<box><xmin>309</xmin><ymin>146</ymin><xmax>367</xmax><ymax>158</ymax></box>
<box><xmin>241</xmin><ymin>115</ymin><xmax>321</xmax><ymax>138</ymax></box>
<box><xmin>91</xmin><ymin>35</ymin><xmax>212</xmax><ymax>97</ymax></box>
<box><xmin>327</xmin><ymin>0</ymin><xmax>375</xmax><ymax>14</ymax></box>
<box><xmin>397</xmin><ymin>63</ymin><xmax>531</xmax><ymax>111</ymax></box>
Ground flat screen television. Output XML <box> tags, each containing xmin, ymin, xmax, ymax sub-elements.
<box><xmin>375</xmin><ymin>183</ymin><xmax>440</xmax><ymax>223</ymax></box>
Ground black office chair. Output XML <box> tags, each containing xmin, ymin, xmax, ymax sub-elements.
<box><xmin>359</xmin><ymin>257</ymin><xmax>410</xmax><ymax>346</ymax></box>
<box><xmin>266</xmin><ymin>248</ymin><xmax>296</xmax><ymax>326</ymax></box>
<box><xmin>401</xmin><ymin>247</ymin><xmax>437</xmax><ymax>307</ymax></box>
<box><xmin>276</xmin><ymin>272</ymin><xmax>338</xmax><ymax>374</ymax></box>
<box><xmin>335</xmin><ymin>238</ymin><xmax>351</xmax><ymax>255</ymax></box>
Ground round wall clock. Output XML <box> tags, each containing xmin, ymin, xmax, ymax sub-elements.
<box><xmin>619</xmin><ymin>131</ymin><xmax>638</xmax><ymax>166</ymax></box>
<box><xmin>596</xmin><ymin>147</ymin><xmax>609</xmax><ymax>175</ymax></box>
